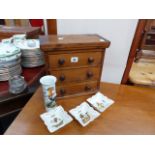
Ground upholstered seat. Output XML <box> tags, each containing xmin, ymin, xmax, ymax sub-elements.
<box><xmin>129</xmin><ymin>58</ymin><xmax>155</xmax><ymax>86</ymax></box>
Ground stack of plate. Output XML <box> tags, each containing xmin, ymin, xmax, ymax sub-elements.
<box><xmin>14</xmin><ymin>39</ymin><xmax>45</xmax><ymax>68</ymax></box>
<box><xmin>21</xmin><ymin>48</ymin><xmax>45</xmax><ymax>67</ymax></box>
<box><xmin>0</xmin><ymin>43</ymin><xmax>22</xmax><ymax>81</ymax></box>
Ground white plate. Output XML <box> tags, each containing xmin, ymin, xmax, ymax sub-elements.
<box><xmin>0</xmin><ymin>43</ymin><xmax>21</xmax><ymax>58</ymax></box>
<box><xmin>40</xmin><ymin>106</ymin><xmax>73</xmax><ymax>133</ymax></box>
<box><xmin>20</xmin><ymin>46</ymin><xmax>45</xmax><ymax>68</ymax></box>
<box><xmin>1</xmin><ymin>37</ymin><xmax>13</xmax><ymax>44</ymax></box>
<box><xmin>69</xmin><ymin>102</ymin><xmax>100</xmax><ymax>127</ymax></box>
<box><xmin>0</xmin><ymin>53</ymin><xmax>21</xmax><ymax>63</ymax></box>
<box><xmin>13</xmin><ymin>34</ymin><xmax>26</xmax><ymax>41</ymax></box>
<box><xmin>87</xmin><ymin>92</ymin><xmax>114</xmax><ymax>112</ymax></box>
<box><xmin>14</xmin><ymin>39</ymin><xmax>40</xmax><ymax>50</ymax></box>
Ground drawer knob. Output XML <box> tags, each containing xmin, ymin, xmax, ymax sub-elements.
<box><xmin>85</xmin><ymin>85</ymin><xmax>92</xmax><ymax>91</ymax></box>
<box><xmin>88</xmin><ymin>57</ymin><xmax>94</xmax><ymax>64</ymax></box>
<box><xmin>58</xmin><ymin>58</ymin><xmax>65</xmax><ymax>65</ymax></box>
<box><xmin>87</xmin><ymin>71</ymin><xmax>93</xmax><ymax>78</ymax></box>
<box><xmin>60</xmin><ymin>88</ymin><xmax>66</xmax><ymax>96</ymax></box>
<box><xmin>59</xmin><ymin>75</ymin><xmax>66</xmax><ymax>81</ymax></box>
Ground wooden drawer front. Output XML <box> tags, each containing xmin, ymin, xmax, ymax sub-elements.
<box><xmin>47</xmin><ymin>50</ymin><xmax>103</xmax><ymax>68</ymax></box>
<box><xmin>57</xmin><ymin>81</ymin><xmax>98</xmax><ymax>97</ymax></box>
<box><xmin>50</xmin><ymin>67</ymin><xmax>100</xmax><ymax>84</ymax></box>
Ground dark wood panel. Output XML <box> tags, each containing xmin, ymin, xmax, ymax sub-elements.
<box><xmin>0</xmin><ymin>25</ymin><xmax>41</xmax><ymax>40</ymax></box>
<box><xmin>0</xmin><ymin>19</ymin><xmax>5</xmax><ymax>25</ymax></box>
<box><xmin>0</xmin><ymin>66</ymin><xmax>46</xmax><ymax>134</ymax></box>
<box><xmin>47</xmin><ymin>19</ymin><xmax>57</xmax><ymax>34</ymax></box>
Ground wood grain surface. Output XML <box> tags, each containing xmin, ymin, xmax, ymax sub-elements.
<box><xmin>39</xmin><ymin>34</ymin><xmax>110</xmax><ymax>51</ymax></box>
<box><xmin>5</xmin><ymin>82</ymin><xmax>155</xmax><ymax>135</ymax></box>
<box><xmin>47</xmin><ymin>50</ymin><xmax>103</xmax><ymax>69</ymax></box>
<box><xmin>57</xmin><ymin>81</ymin><xmax>98</xmax><ymax>97</ymax></box>
<box><xmin>0</xmin><ymin>25</ymin><xmax>41</xmax><ymax>40</ymax></box>
<box><xmin>129</xmin><ymin>60</ymin><xmax>155</xmax><ymax>85</ymax></box>
<box><xmin>51</xmin><ymin>66</ymin><xmax>100</xmax><ymax>85</ymax></box>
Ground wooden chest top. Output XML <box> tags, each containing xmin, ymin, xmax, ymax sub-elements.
<box><xmin>39</xmin><ymin>34</ymin><xmax>110</xmax><ymax>51</ymax></box>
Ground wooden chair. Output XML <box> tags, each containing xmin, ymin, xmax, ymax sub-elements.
<box><xmin>129</xmin><ymin>58</ymin><xmax>155</xmax><ymax>87</ymax></box>
<box><xmin>4</xmin><ymin>19</ymin><xmax>30</xmax><ymax>26</ymax></box>
<box><xmin>129</xmin><ymin>27</ymin><xmax>155</xmax><ymax>87</ymax></box>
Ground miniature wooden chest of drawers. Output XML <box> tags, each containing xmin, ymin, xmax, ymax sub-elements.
<box><xmin>40</xmin><ymin>34</ymin><xmax>110</xmax><ymax>97</ymax></box>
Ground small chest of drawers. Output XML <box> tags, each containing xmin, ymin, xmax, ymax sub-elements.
<box><xmin>40</xmin><ymin>34</ymin><xmax>110</xmax><ymax>97</ymax></box>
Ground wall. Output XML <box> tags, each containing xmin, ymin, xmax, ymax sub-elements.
<box><xmin>57</xmin><ymin>19</ymin><xmax>138</xmax><ymax>84</ymax></box>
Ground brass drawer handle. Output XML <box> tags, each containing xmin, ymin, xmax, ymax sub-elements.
<box><xmin>60</xmin><ymin>88</ymin><xmax>66</xmax><ymax>96</ymax></box>
<box><xmin>85</xmin><ymin>85</ymin><xmax>92</xmax><ymax>91</ymax></box>
<box><xmin>58</xmin><ymin>58</ymin><xmax>65</xmax><ymax>65</ymax></box>
<box><xmin>59</xmin><ymin>75</ymin><xmax>66</xmax><ymax>81</ymax></box>
<box><xmin>87</xmin><ymin>71</ymin><xmax>93</xmax><ymax>78</ymax></box>
<box><xmin>88</xmin><ymin>57</ymin><xmax>94</xmax><ymax>64</ymax></box>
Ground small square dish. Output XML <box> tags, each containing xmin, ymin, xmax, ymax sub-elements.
<box><xmin>40</xmin><ymin>106</ymin><xmax>73</xmax><ymax>133</ymax></box>
<box><xmin>87</xmin><ymin>92</ymin><xmax>114</xmax><ymax>112</ymax></box>
<box><xmin>69</xmin><ymin>102</ymin><xmax>100</xmax><ymax>127</ymax></box>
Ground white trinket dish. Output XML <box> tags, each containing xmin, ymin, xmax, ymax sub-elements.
<box><xmin>40</xmin><ymin>106</ymin><xmax>73</xmax><ymax>133</ymax></box>
<box><xmin>87</xmin><ymin>92</ymin><xmax>114</xmax><ymax>112</ymax></box>
<box><xmin>69</xmin><ymin>102</ymin><xmax>100</xmax><ymax>127</ymax></box>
